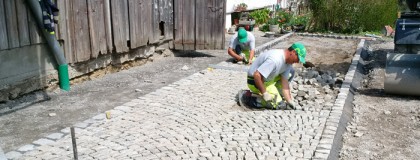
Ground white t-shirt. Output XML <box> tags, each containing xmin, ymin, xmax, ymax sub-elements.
<box><xmin>247</xmin><ymin>49</ymin><xmax>292</xmax><ymax>81</ymax></box>
<box><xmin>229</xmin><ymin>32</ymin><xmax>255</xmax><ymax>51</ymax></box>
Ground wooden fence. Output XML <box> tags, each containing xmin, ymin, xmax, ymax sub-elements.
<box><xmin>173</xmin><ymin>0</ymin><xmax>225</xmax><ymax>50</ymax></box>
<box><xmin>0</xmin><ymin>0</ymin><xmax>44</xmax><ymax>51</ymax></box>
<box><xmin>0</xmin><ymin>0</ymin><xmax>226</xmax><ymax>64</ymax></box>
<box><xmin>0</xmin><ymin>0</ymin><xmax>173</xmax><ymax>64</ymax></box>
<box><xmin>56</xmin><ymin>0</ymin><xmax>173</xmax><ymax>63</ymax></box>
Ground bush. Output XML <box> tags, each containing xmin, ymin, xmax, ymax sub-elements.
<box><xmin>308</xmin><ymin>0</ymin><xmax>398</xmax><ymax>33</ymax></box>
<box><xmin>249</xmin><ymin>8</ymin><xmax>270</xmax><ymax>25</ymax></box>
<box><xmin>276</xmin><ymin>9</ymin><xmax>293</xmax><ymax>27</ymax></box>
<box><xmin>291</xmin><ymin>14</ymin><xmax>309</xmax><ymax>26</ymax></box>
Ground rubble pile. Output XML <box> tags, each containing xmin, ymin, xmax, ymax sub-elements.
<box><xmin>290</xmin><ymin>67</ymin><xmax>345</xmax><ymax>111</ymax></box>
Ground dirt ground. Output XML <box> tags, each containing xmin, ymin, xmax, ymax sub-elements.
<box><xmin>5</xmin><ymin>30</ymin><xmax>414</xmax><ymax>160</ymax></box>
<box><xmin>340</xmin><ymin>40</ymin><xmax>420</xmax><ymax>160</ymax></box>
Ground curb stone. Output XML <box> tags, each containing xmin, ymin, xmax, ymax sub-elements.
<box><xmin>314</xmin><ymin>39</ymin><xmax>366</xmax><ymax>159</ymax></box>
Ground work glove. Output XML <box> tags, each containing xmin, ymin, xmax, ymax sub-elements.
<box><xmin>239</xmin><ymin>53</ymin><xmax>248</xmax><ymax>64</ymax></box>
<box><xmin>262</xmin><ymin>92</ymin><xmax>273</xmax><ymax>102</ymax></box>
<box><xmin>286</xmin><ymin>101</ymin><xmax>296</xmax><ymax>110</ymax></box>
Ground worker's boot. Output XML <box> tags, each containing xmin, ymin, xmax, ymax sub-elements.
<box><xmin>238</xmin><ymin>90</ymin><xmax>259</xmax><ymax>108</ymax></box>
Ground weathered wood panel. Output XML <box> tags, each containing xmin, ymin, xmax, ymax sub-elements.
<box><xmin>173</xmin><ymin>0</ymin><xmax>183</xmax><ymax>49</ymax></box>
<box><xmin>138</xmin><ymin>0</ymin><xmax>149</xmax><ymax>46</ymax></box>
<box><xmin>195</xmin><ymin>0</ymin><xmax>206</xmax><ymax>50</ymax></box>
<box><xmin>205</xmin><ymin>0</ymin><xmax>225</xmax><ymax>50</ymax></box>
<box><xmin>159</xmin><ymin>0</ymin><xmax>172</xmax><ymax>40</ymax></box>
<box><xmin>151</xmin><ymin>0</ymin><xmax>160</xmax><ymax>43</ymax></box>
<box><xmin>173</xmin><ymin>0</ymin><xmax>225</xmax><ymax>50</ymax></box>
<box><xmin>215</xmin><ymin>0</ymin><xmax>225</xmax><ymax>49</ymax></box>
<box><xmin>183</xmin><ymin>0</ymin><xmax>195</xmax><ymax>50</ymax></box>
<box><xmin>111</xmin><ymin>0</ymin><xmax>129</xmax><ymax>53</ymax></box>
<box><xmin>16</xmin><ymin>0</ymin><xmax>30</xmax><ymax>47</ymax></box>
<box><xmin>142</xmin><ymin>0</ymin><xmax>153</xmax><ymax>45</ymax></box>
<box><xmin>104</xmin><ymin>0</ymin><xmax>112</xmax><ymax>52</ymax></box>
<box><xmin>56</xmin><ymin>0</ymin><xmax>74</xmax><ymax>63</ymax></box>
<box><xmin>70</xmin><ymin>0</ymin><xmax>91</xmax><ymax>62</ymax></box>
<box><xmin>27</xmin><ymin>6</ymin><xmax>44</xmax><ymax>45</ymax></box>
<box><xmin>0</xmin><ymin>0</ymin><xmax>9</xmax><ymax>50</ymax></box>
<box><xmin>128</xmin><ymin>0</ymin><xmax>141</xmax><ymax>48</ymax></box>
<box><xmin>87</xmin><ymin>0</ymin><xmax>107</xmax><ymax>58</ymax></box>
<box><xmin>207</xmin><ymin>0</ymin><xmax>216</xmax><ymax>49</ymax></box>
<box><xmin>4</xmin><ymin>0</ymin><xmax>20</xmax><ymax>49</ymax></box>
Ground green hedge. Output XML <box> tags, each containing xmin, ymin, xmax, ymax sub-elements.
<box><xmin>308</xmin><ymin>0</ymin><xmax>398</xmax><ymax>33</ymax></box>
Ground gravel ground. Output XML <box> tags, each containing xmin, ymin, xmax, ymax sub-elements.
<box><xmin>340</xmin><ymin>39</ymin><xmax>420</xmax><ymax>160</ymax></box>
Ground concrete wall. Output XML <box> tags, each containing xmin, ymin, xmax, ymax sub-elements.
<box><xmin>0</xmin><ymin>44</ymin><xmax>57</xmax><ymax>101</ymax></box>
<box><xmin>225</xmin><ymin>0</ymin><xmax>290</xmax><ymax>30</ymax></box>
<box><xmin>0</xmin><ymin>40</ymin><xmax>172</xmax><ymax>102</ymax></box>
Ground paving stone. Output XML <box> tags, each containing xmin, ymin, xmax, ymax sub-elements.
<box><xmin>17</xmin><ymin>144</ymin><xmax>35</xmax><ymax>152</ymax></box>
<box><xmin>5</xmin><ymin>151</ymin><xmax>22</xmax><ymax>159</ymax></box>
<box><xmin>33</xmin><ymin>138</ymin><xmax>55</xmax><ymax>146</ymax></box>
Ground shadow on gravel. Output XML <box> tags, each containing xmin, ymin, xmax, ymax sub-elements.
<box><xmin>0</xmin><ymin>91</ymin><xmax>50</xmax><ymax>116</ymax></box>
<box><xmin>357</xmin><ymin>88</ymin><xmax>420</xmax><ymax>100</ymax></box>
<box><xmin>173</xmin><ymin>51</ymin><xmax>216</xmax><ymax>58</ymax></box>
<box><xmin>310</xmin><ymin>62</ymin><xmax>352</xmax><ymax>75</ymax></box>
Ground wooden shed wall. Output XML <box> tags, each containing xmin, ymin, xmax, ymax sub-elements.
<box><xmin>0</xmin><ymin>0</ymin><xmax>174</xmax><ymax>64</ymax></box>
<box><xmin>0</xmin><ymin>0</ymin><xmax>43</xmax><ymax>50</ymax></box>
<box><xmin>173</xmin><ymin>0</ymin><xmax>226</xmax><ymax>50</ymax></box>
<box><xmin>56</xmin><ymin>0</ymin><xmax>174</xmax><ymax>63</ymax></box>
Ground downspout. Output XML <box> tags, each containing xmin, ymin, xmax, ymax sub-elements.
<box><xmin>26</xmin><ymin>0</ymin><xmax>70</xmax><ymax>91</ymax></box>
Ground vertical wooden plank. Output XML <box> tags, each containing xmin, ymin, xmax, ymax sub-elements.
<box><xmin>0</xmin><ymin>0</ymin><xmax>9</xmax><ymax>50</ymax></box>
<box><xmin>182</xmin><ymin>0</ymin><xmax>195</xmax><ymax>50</ymax></box>
<box><xmin>87</xmin><ymin>0</ymin><xmax>107</xmax><ymax>58</ymax></box>
<box><xmin>165</xmin><ymin>0</ymin><xmax>174</xmax><ymax>40</ymax></box>
<box><xmin>27</xmin><ymin>6</ymin><xmax>44</xmax><ymax>45</ymax></box>
<box><xmin>124</xmin><ymin>0</ymin><xmax>129</xmax><ymax>42</ymax></box>
<box><xmin>16</xmin><ymin>0</ymin><xmax>30</xmax><ymax>47</ymax></box>
<box><xmin>206</xmin><ymin>0</ymin><xmax>215</xmax><ymax>49</ymax></box>
<box><xmin>215</xmin><ymin>0</ymin><xmax>225</xmax><ymax>49</ymax></box>
<box><xmin>151</xmin><ymin>0</ymin><xmax>159</xmax><ymax>43</ymax></box>
<box><xmin>173</xmin><ymin>0</ymin><xmax>183</xmax><ymax>49</ymax></box>
<box><xmin>159</xmin><ymin>0</ymin><xmax>173</xmax><ymax>40</ymax></box>
<box><xmin>195</xmin><ymin>0</ymin><xmax>206</xmax><ymax>50</ymax></box>
<box><xmin>70</xmin><ymin>0</ymin><xmax>91</xmax><ymax>62</ymax></box>
<box><xmin>56</xmin><ymin>0</ymin><xmax>74</xmax><ymax>63</ymax></box>
<box><xmin>159</xmin><ymin>0</ymin><xmax>174</xmax><ymax>40</ymax></box>
<box><xmin>104</xmin><ymin>0</ymin><xmax>113</xmax><ymax>52</ymax></box>
<box><xmin>136</xmin><ymin>0</ymin><xmax>147</xmax><ymax>47</ymax></box>
<box><xmin>158</xmin><ymin>0</ymin><xmax>165</xmax><ymax>38</ymax></box>
<box><xmin>4</xmin><ymin>0</ymin><xmax>20</xmax><ymax>48</ymax></box>
<box><xmin>111</xmin><ymin>0</ymin><xmax>129</xmax><ymax>53</ymax></box>
<box><xmin>128</xmin><ymin>0</ymin><xmax>140</xmax><ymax>48</ymax></box>
<box><xmin>143</xmin><ymin>0</ymin><xmax>153</xmax><ymax>45</ymax></box>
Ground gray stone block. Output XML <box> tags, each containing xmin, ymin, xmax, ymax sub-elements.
<box><xmin>17</xmin><ymin>144</ymin><xmax>35</xmax><ymax>152</ymax></box>
<box><xmin>46</xmin><ymin>133</ymin><xmax>64</xmax><ymax>140</ymax></box>
<box><xmin>5</xmin><ymin>151</ymin><xmax>22</xmax><ymax>159</ymax></box>
<box><xmin>33</xmin><ymin>138</ymin><xmax>55</xmax><ymax>146</ymax></box>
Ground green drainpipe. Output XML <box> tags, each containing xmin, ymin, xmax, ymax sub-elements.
<box><xmin>26</xmin><ymin>0</ymin><xmax>70</xmax><ymax>91</ymax></box>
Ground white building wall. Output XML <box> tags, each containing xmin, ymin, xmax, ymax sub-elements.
<box><xmin>225</xmin><ymin>0</ymin><xmax>289</xmax><ymax>30</ymax></box>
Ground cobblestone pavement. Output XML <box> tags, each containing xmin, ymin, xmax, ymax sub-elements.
<box><xmin>13</xmin><ymin>65</ymin><xmax>328</xmax><ymax>159</ymax></box>
<box><xmin>7</xmin><ymin>32</ymin><xmax>363</xmax><ymax>159</ymax></box>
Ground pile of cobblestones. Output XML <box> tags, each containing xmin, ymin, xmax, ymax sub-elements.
<box><xmin>290</xmin><ymin>67</ymin><xmax>344</xmax><ymax>111</ymax></box>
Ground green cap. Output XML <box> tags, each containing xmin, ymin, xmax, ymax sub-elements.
<box><xmin>291</xmin><ymin>42</ymin><xmax>306</xmax><ymax>64</ymax></box>
<box><xmin>238</xmin><ymin>28</ymin><xmax>248</xmax><ymax>43</ymax></box>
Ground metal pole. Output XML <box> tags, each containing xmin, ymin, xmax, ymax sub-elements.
<box><xmin>25</xmin><ymin>0</ymin><xmax>70</xmax><ymax>91</ymax></box>
<box><xmin>70</xmin><ymin>127</ymin><xmax>78</xmax><ymax>160</ymax></box>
